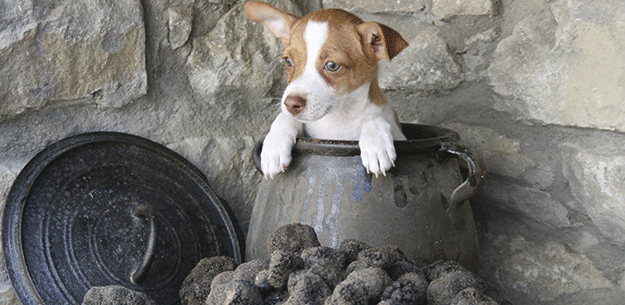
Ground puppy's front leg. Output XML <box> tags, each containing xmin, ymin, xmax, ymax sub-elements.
<box><xmin>261</xmin><ymin>112</ymin><xmax>303</xmax><ymax>179</ymax></box>
<box><xmin>359</xmin><ymin>118</ymin><xmax>398</xmax><ymax>177</ymax></box>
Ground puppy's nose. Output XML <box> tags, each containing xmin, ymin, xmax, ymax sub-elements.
<box><xmin>284</xmin><ymin>95</ymin><xmax>306</xmax><ymax>116</ymax></box>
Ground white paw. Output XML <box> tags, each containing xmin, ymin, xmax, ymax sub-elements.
<box><xmin>359</xmin><ymin>127</ymin><xmax>397</xmax><ymax>177</ymax></box>
<box><xmin>260</xmin><ymin>133</ymin><xmax>295</xmax><ymax>179</ymax></box>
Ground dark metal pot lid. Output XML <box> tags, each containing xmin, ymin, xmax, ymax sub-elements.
<box><xmin>2</xmin><ymin>132</ymin><xmax>241</xmax><ymax>305</ymax></box>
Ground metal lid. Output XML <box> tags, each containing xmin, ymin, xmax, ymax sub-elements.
<box><xmin>3</xmin><ymin>132</ymin><xmax>241</xmax><ymax>305</ymax></box>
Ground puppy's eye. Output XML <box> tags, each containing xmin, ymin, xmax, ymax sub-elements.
<box><xmin>325</xmin><ymin>61</ymin><xmax>341</xmax><ymax>72</ymax></box>
<box><xmin>284</xmin><ymin>57</ymin><xmax>294</xmax><ymax>67</ymax></box>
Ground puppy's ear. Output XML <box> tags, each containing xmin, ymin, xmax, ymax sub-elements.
<box><xmin>244</xmin><ymin>1</ymin><xmax>298</xmax><ymax>45</ymax></box>
<box><xmin>357</xmin><ymin>22</ymin><xmax>408</xmax><ymax>61</ymax></box>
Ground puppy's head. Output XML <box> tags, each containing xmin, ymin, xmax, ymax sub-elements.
<box><xmin>245</xmin><ymin>1</ymin><xmax>408</xmax><ymax>122</ymax></box>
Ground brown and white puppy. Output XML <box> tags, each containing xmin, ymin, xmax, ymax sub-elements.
<box><xmin>244</xmin><ymin>1</ymin><xmax>408</xmax><ymax>178</ymax></box>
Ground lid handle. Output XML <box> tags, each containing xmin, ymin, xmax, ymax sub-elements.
<box><xmin>131</xmin><ymin>204</ymin><xmax>158</xmax><ymax>284</ymax></box>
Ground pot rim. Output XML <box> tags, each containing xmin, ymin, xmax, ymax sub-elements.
<box><xmin>292</xmin><ymin>123</ymin><xmax>460</xmax><ymax>157</ymax></box>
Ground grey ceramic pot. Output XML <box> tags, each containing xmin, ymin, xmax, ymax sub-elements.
<box><xmin>247</xmin><ymin>124</ymin><xmax>486</xmax><ymax>271</ymax></box>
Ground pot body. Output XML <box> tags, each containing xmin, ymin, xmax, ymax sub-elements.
<box><xmin>246</xmin><ymin>124</ymin><xmax>484</xmax><ymax>271</ymax></box>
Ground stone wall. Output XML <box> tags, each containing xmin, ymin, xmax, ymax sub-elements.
<box><xmin>1</xmin><ymin>0</ymin><xmax>624</xmax><ymax>304</ymax></box>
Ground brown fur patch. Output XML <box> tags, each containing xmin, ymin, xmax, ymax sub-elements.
<box><xmin>281</xmin><ymin>9</ymin><xmax>406</xmax><ymax>105</ymax></box>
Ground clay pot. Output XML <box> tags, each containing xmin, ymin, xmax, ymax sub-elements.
<box><xmin>247</xmin><ymin>124</ymin><xmax>485</xmax><ymax>271</ymax></box>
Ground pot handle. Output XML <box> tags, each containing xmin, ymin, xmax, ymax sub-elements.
<box><xmin>435</xmin><ymin>143</ymin><xmax>486</xmax><ymax>229</ymax></box>
<box><xmin>131</xmin><ymin>204</ymin><xmax>158</xmax><ymax>284</ymax></box>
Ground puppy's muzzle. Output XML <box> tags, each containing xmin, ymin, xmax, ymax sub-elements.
<box><xmin>284</xmin><ymin>95</ymin><xmax>307</xmax><ymax>116</ymax></box>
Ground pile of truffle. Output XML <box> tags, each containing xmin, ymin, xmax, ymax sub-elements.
<box><xmin>180</xmin><ymin>223</ymin><xmax>510</xmax><ymax>305</ymax></box>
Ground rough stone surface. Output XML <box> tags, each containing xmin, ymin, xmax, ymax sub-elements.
<box><xmin>179</xmin><ymin>256</ymin><xmax>238</xmax><ymax>305</ymax></box>
<box><xmin>345</xmin><ymin>260</ymin><xmax>367</xmax><ymax>276</ymax></box>
<box><xmin>381</xmin><ymin>272</ymin><xmax>428</xmax><ymax>305</ymax></box>
<box><xmin>488</xmin><ymin>0</ymin><xmax>625</xmax><ymax>132</ymax></box>
<box><xmin>211</xmin><ymin>271</ymin><xmax>235</xmax><ymax>290</ymax></box>
<box><xmin>183</xmin><ymin>224</ymin><xmax>506</xmax><ymax>305</ymax></box>
<box><xmin>292</xmin><ymin>0</ymin><xmax>322</xmax><ymax>15</ymax></box>
<box><xmin>0</xmin><ymin>253</ymin><xmax>18</xmax><ymax>305</ymax></box>
<box><xmin>425</xmin><ymin>261</ymin><xmax>469</xmax><ymax>282</ymax></box>
<box><xmin>480</xmin><ymin>235</ymin><xmax>615</xmax><ymax>303</ymax></box>
<box><xmin>267</xmin><ymin>223</ymin><xmax>322</xmax><ymax>255</ymax></box>
<box><xmin>326</xmin><ymin>267</ymin><xmax>392</xmax><ymax>305</ymax></box>
<box><xmin>551</xmin><ymin>288</ymin><xmax>625</xmax><ymax>305</ymax></box>
<box><xmin>82</xmin><ymin>285</ymin><xmax>155</xmax><ymax>305</ymax></box>
<box><xmin>0</xmin><ymin>163</ymin><xmax>21</xmax><ymax>225</ymax></box>
<box><xmin>284</xmin><ymin>271</ymin><xmax>331</xmax><ymax>305</ymax></box>
<box><xmin>266</xmin><ymin>250</ymin><xmax>306</xmax><ymax>289</ymax></box>
<box><xmin>205</xmin><ymin>279</ymin><xmax>263</xmax><ymax>305</ymax></box>
<box><xmin>301</xmin><ymin>247</ymin><xmax>348</xmax><ymax>288</ymax></box>
<box><xmin>563</xmin><ymin>143</ymin><xmax>625</xmax><ymax>244</ymax></box>
<box><xmin>322</xmin><ymin>0</ymin><xmax>425</xmax><ymax>13</ymax></box>
<box><xmin>357</xmin><ymin>245</ymin><xmax>405</xmax><ymax>269</ymax></box>
<box><xmin>387</xmin><ymin>259</ymin><xmax>424</xmax><ymax>281</ymax></box>
<box><xmin>231</xmin><ymin>259</ymin><xmax>270</xmax><ymax>283</ymax></box>
<box><xmin>301</xmin><ymin>246</ymin><xmax>347</xmax><ymax>269</ymax></box>
<box><xmin>356</xmin><ymin>245</ymin><xmax>423</xmax><ymax>281</ymax></box>
<box><xmin>338</xmin><ymin>239</ymin><xmax>371</xmax><ymax>265</ymax></box>
<box><xmin>186</xmin><ymin>0</ymin><xmax>300</xmax><ymax>101</ymax></box>
<box><xmin>441</xmin><ymin>123</ymin><xmax>535</xmax><ymax>179</ymax></box>
<box><xmin>451</xmin><ymin>288</ymin><xmax>498</xmax><ymax>305</ymax></box>
<box><xmin>427</xmin><ymin>271</ymin><xmax>486</xmax><ymax>305</ymax></box>
<box><xmin>378</xmin><ymin>22</ymin><xmax>463</xmax><ymax>95</ymax></box>
<box><xmin>168</xmin><ymin>6</ymin><xmax>193</xmax><ymax>49</ymax></box>
<box><xmin>307</xmin><ymin>261</ymin><xmax>346</xmax><ymax>289</ymax></box>
<box><xmin>432</xmin><ymin>0</ymin><xmax>498</xmax><ymax>20</ymax></box>
<box><xmin>479</xmin><ymin>180</ymin><xmax>571</xmax><ymax>228</ymax></box>
<box><xmin>0</xmin><ymin>0</ymin><xmax>147</xmax><ymax>116</ymax></box>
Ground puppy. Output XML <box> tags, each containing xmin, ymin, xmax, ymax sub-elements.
<box><xmin>244</xmin><ymin>1</ymin><xmax>408</xmax><ymax>178</ymax></box>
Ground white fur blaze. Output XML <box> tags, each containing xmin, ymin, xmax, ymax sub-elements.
<box><xmin>281</xmin><ymin>21</ymin><xmax>333</xmax><ymax>122</ymax></box>
<box><xmin>302</xmin><ymin>21</ymin><xmax>327</xmax><ymax>75</ymax></box>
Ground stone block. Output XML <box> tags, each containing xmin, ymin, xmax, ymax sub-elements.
<box><xmin>479</xmin><ymin>180</ymin><xmax>571</xmax><ymax>228</ymax></box>
<box><xmin>293</xmin><ymin>0</ymin><xmax>322</xmax><ymax>15</ymax></box>
<box><xmin>563</xmin><ymin>143</ymin><xmax>625</xmax><ymax>244</ymax></box>
<box><xmin>441</xmin><ymin>123</ymin><xmax>534</xmax><ymax>179</ymax></box>
<box><xmin>322</xmin><ymin>0</ymin><xmax>425</xmax><ymax>13</ymax></box>
<box><xmin>482</xmin><ymin>236</ymin><xmax>613</xmax><ymax>303</ymax></box>
<box><xmin>379</xmin><ymin>22</ymin><xmax>463</xmax><ymax>95</ymax></box>
<box><xmin>488</xmin><ymin>0</ymin><xmax>625</xmax><ymax>132</ymax></box>
<box><xmin>432</xmin><ymin>0</ymin><xmax>498</xmax><ymax>20</ymax></box>
<box><xmin>168</xmin><ymin>6</ymin><xmax>193</xmax><ymax>50</ymax></box>
<box><xmin>179</xmin><ymin>256</ymin><xmax>237</xmax><ymax>305</ymax></box>
<box><xmin>0</xmin><ymin>0</ymin><xmax>147</xmax><ymax>118</ymax></box>
<box><xmin>185</xmin><ymin>0</ymin><xmax>301</xmax><ymax>101</ymax></box>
